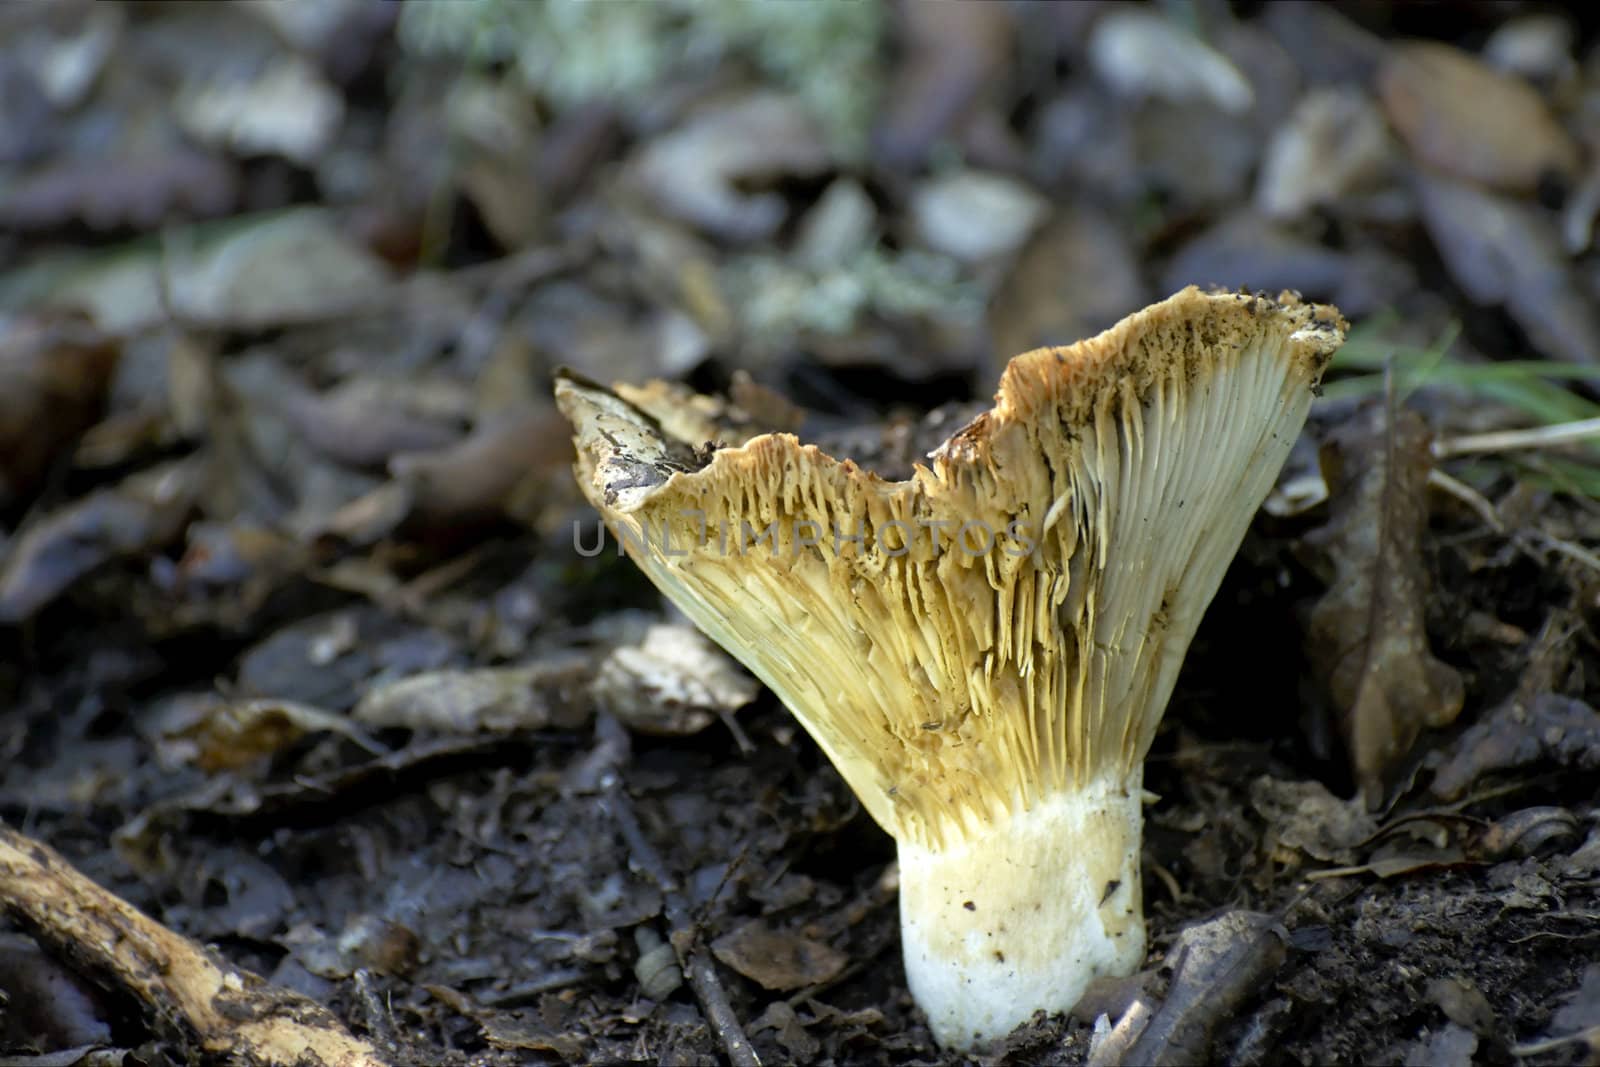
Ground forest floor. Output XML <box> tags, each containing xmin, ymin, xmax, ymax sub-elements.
<box><xmin>1</xmin><ymin>3</ymin><xmax>1598</xmax><ymax>1065</ymax></box>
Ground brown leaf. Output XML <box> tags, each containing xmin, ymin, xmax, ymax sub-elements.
<box><xmin>450</xmin><ymin>80</ymin><xmax>546</xmax><ymax>251</ymax></box>
<box><xmin>908</xmin><ymin>170</ymin><xmax>1046</xmax><ymax>263</ymax></box>
<box><xmin>749</xmin><ymin>1001</ymin><xmax>821</xmax><ymax>1062</ymax></box>
<box><xmin>165</xmin><ymin>208</ymin><xmax>392</xmax><ymax>330</ymax></box>
<box><xmin>711</xmin><ymin>920</ymin><xmax>847</xmax><ymax>992</ymax></box>
<box><xmin>158</xmin><ymin>696</ymin><xmax>383</xmax><ymax>773</ymax></box>
<box><xmin>1304</xmin><ymin>401</ymin><xmax>1464</xmax><ymax>807</ymax></box>
<box><xmin>391</xmin><ymin>404</ymin><xmax>572</xmax><ymax>524</ymax></box>
<box><xmin>1378</xmin><ymin>41</ymin><xmax>1580</xmax><ymax>193</ymax></box>
<box><xmin>1118</xmin><ymin>912</ymin><xmax>1287</xmax><ymax>1067</ymax></box>
<box><xmin>1256</xmin><ymin>87</ymin><xmax>1394</xmax><ymax>220</ymax></box>
<box><xmin>0</xmin><ymin>313</ymin><xmax>121</xmax><ymax>511</ymax></box>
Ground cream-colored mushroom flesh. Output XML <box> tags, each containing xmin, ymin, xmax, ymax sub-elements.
<box><xmin>554</xmin><ymin>287</ymin><xmax>1347</xmax><ymax>1048</ymax></box>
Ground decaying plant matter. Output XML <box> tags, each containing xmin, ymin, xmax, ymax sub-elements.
<box><xmin>0</xmin><ymin>824</ymin><xmax>387</xmax><ymax>1067</ymax></box>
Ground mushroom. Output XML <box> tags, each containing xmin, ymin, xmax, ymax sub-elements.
<box><xmin>553</xmin><ymin>287</ymin><xmax>1347</xmax><ymax>1049</ymax></box>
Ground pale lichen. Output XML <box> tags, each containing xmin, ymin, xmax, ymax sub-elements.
<box><xmin>723</xmin><ymin>247</ymin><xmax>983</xmax><ymax>358</ymax></box>
<box><xmin>396</xmin><ymin>0</ymin><xmax>884</xmax><ymax>160</ymax></box>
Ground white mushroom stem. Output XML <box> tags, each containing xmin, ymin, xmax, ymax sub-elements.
<box><xmin>897</xmin><ymin>772</ymin><xmax>1145</xmax><ymax>1048</ymax></box>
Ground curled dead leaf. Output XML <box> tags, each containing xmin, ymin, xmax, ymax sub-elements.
<box><xmin>592</xmin><ymin>623</ymin><xmax>759</xmax><ymax>736</ymax></box>
<box><xmin>1303</xmin><ymin>401</ymin><xmax>1465</xmax><ymax>807</ymax></box>
<box><xmin>1250</xmin><ymin>776</ymin><xmax>1378</xmax><ymax>864</ymax></box>
<box><xmin>158</xmin><ymin>696</ymin><xmax>384</xmax><ymax>773</ymax></box>
<box><xmin>352</xmin><ymin>656</ymin><xmax>594</xmax><ymax>734</ymax></box>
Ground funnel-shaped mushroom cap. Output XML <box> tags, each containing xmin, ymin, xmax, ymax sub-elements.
<box><xmin>556</xmin><ymin>287</ymin><xmax>1344</xmax><ymax>848</ymax></box>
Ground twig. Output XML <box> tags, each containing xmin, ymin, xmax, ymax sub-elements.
<box><xmin>599</xmin><ymin>718</ymin><xmax>761</xmax><ymax>1067</ymax></box>
<box><xmin>1426</xmin><ymin>469</ymin><xmax>1504</xmax><ymax>532</ymax></box>
<box><xmin>0</xmin><ymin>823</ymin><xmax>387</xmax><ymax>1067</ymax></box>
<box><xmin>1512</xmin><ymin>1024</ymin><xmax>1600</xmax><ymax>1056</ymax></box>
<box><xmin>718</xmin><ymin>709</ymin><xmax>757</xmax><ymax>755</ymax></box>
<box><xmin>1427</xmin><ymin>469</ymin><xmax>1600</xmax><ymax>574</ymax></box>
<box><xmin>1523</xmin><ymin>528</ymin><xmax>1600</xmax><ymax>575</ymax></box>
<box><xmin>1433</xmin><ymin>415</ymin><xmax>1600</xmax><ymax>458</ymax></box>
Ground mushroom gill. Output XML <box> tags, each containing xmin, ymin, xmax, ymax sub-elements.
<box><xmin>554</xmin><ymin>286</ymin><xmax>1347</xmax><ymax>1048</ymax></box>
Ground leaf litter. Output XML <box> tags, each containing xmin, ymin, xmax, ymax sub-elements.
<box><xmin>1</xmin><ymin>2</ymin><xmax>1598</xmax><ymax>1065</ymax></box>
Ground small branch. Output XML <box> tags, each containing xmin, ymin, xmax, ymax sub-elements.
<box><xmin>1512</xmin><ymin>1024</ymin><xmax>1600</xmax><ymax>1056</ymax></box>
<box><xmin>599</xmin><ymin>732</ymin><xmax>761</xmax><ymax>1067</ymax></box>
<box><xmin>1427</xmin><ymin>469</ymin><xmax>1600</xmax><ymax>574</ymax></box>
<box><xmin>1426</xmin><ymin>468</ymin><xmax>1504</xmax><ymax>532</ymax></box>
<box><xmin>1523</xmin><ymin>528</ymin><xmax>1600</xmax><ymax>575</ymax></box>
<box><xmin>1433</xmin><ymin>416</ymin><xmax>1600</xmax><ymax>458</ymax></box>
<box><xmin>0</xmin><ymin>823</ymin><xmax>387</xmax><ymax>1067</ymax></box>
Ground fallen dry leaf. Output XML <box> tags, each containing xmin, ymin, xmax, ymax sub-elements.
<box><xmin>1250</xmin><ymin>776</ymin><xmax>1378</xmax><ymax>864</ymax></box>
<box><xmin>1428</xmin><ymin>693</ymin><xmax>1600</xmax><ymax>800</ymax></box>
<box><xmin>1378</xmin><ymin>40</ymin><xmax>1580</xmax><ymax>193</ymax></box>
<box><xmin>908</xmin><ymin>169</ymin><xmax>1047</xmax><ymax>263</ymax></box>
<box><xmin>1089</xmin><ymin>9</ymin><xmax>1254</xmax><ymax>114</ymax></box>
<box><xmin>749</xmin><ymin>1001</ymin><xmax>821</xmax><ymax>1062</ymax></box>
<box><xmin>0</xmin><ymin>312</ymin><xmax>121</xmax><ymax>512</ymax></box>
<box><xmin>628</xmin><ymin>92</ymin><xmax>830</xmax><ymax>243</ymax></box>
<box><xmin>1112</xmin><ymin>912</ymin><xmax>1287</xmax><ymax>1067</ymax></box>
<box><xmin>1303</xmin><ymin>400</ymin><xmax>1465</xmax><ymax>807</ymax></box>
<box><xmin>275</xmin><ymin>375</ymin><xmax>468</xmax><ymax>471</ymax></box>
<box><xmin>158</xmin><ymin>696</ymin><xmax>384</xmax><ymax>773</ymax></box>
<box><xmin>710</xmin><ymin>920</ymin><xmax>847</xmax><ymax>992</ymax></box>
<box><xmin>592</xmin><ymin>623</ymin><xmax>759</xmax><ymax>736</ymax></box>
<box><xmin>164</xmin><ymin>208</ymin><xmax>392</xmax><ymax>330</ymax></box>
<box><xmin>1414</xmin><ymin>170</ymin><xmax>1600</xmax><ymax>366</ymax></box>
<box><xmin>352</xmin><ymin>657</ymin><xmax>594</xmax><ymax>734</ymax></box>
<box><xmin>0</xmin><ymin>457</ymin><xmax>205</xmax><ymax>623</ymax></box>
<box><xmin>0</xmin><ymin>152</ymin><xmax>240</xmax><ymax>232</ymax></box>
<box><xmin>1256</xmin><ymin>86</ymin><xmax>1394</xmax><ymax>220</ymax></box>
<box><xmin>391</xmin><ymin>404</ymin><xmax>573</xmax><ymax>524</ymax></box>
<box><xmin>174</xmin><ymin>54</ymin><xmax>344</xmax><ymax>166</ymax></box>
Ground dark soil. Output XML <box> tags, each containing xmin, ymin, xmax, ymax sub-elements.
<box><xmin>2</xmin><ymin>2</ymin><xmax>1599</xmax><ymax>1065</ymax></box>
